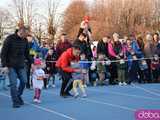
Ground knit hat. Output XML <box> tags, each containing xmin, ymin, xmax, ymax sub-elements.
<box><xmin>84</xmin><ymin>16</ymin><xmax>90</xmax><ymax>23</ymax></box>
<box><xmin>34</xmin><ymin>58</ymin><xmax>42</xmax><ymax>65</ymax></box>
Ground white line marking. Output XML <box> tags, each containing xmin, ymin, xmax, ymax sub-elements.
<box><xmin>131</xmin><ymin>84</ymin><xmax>160</xmax><ymax>97</ymax></box>
<box><xmin>88</xmin><ymin>88</ymin><xmax>160</xmax><ymax>101</ymax></box>
<box><xmin>148</xmin><ymin>89</ymin><xmax>160</xmax><ymax>93</ymax></box>
<box><xmin>81</xmin><ymin>98</ymin><xmax>135</xmax><ymax>111</ymax></box>
<box><xmin>0</xmin><ymin>92</ymin><xmax>76</xmax><ymax>120</ymax></box>
<box><xmin>44</xmin><ymin>90</ymin><xmax>135</xmax><ymax>112</ymax></box>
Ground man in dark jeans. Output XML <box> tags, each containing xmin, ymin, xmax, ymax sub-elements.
<box><xmin>56</xmin><ymin>46</ymin><xmax>81</xmax><ymax>97</ymax></box>
<box><xmin>1</xmin><ymin>27</ymin><xmax>30</xmax><ymax>108</ymax></box>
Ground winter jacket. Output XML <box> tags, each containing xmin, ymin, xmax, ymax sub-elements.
<box><xmin>1</xmin><ymin>33</ymin><xmax>30</xmax><ymax>68</ymax></box>
<box><xmin>56</xmin><ymin>40</ymin><xmax>72</xmax><ymax>58</ymax></box>
<box><xmin>108</xmin><ymin>42</ymin><xmax>117</xmax><ymax>58</ymax></box>
<box><xmin>73</xmin><ymin>39</ymin><xmax>93</xmax><ymax>60</ymax></box>
<box><xmin>40</xmin><ymin>47</ymin><xmax>49</xmax><ymax>60</ymax></box>
<box><xmin>29</xmin><ymin>38</ymin><xmax>40</xmax><ymax>57</ymax></box>
<box><xmin>97</xmin><ymin>40</ymin><xmax>108</xmax><ymax>57</ymax></box>
<box><xmin>56</xmin><ymin>48</ymin><xmax>80</xmax><ymax>73</ymax></box>
<box><xmin>155</xmin><ymin>42</ymin><xmax>160</xmax><ymax>56</ymax></box>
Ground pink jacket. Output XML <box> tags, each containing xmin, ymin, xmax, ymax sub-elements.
<box><xmin>108</xmin><ymin>42</ymin><xmax>117</xmax><ymax>57</ymax></box>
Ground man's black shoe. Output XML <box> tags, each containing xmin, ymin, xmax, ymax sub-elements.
<box><xmin>66</xmin><ymin>93</ymin><xmax>73</xmax><ymax>97</ymax></box>
<box><xmin>12</xmin><ymin>104</ymin><xmax>21</xmax><ymax>108</ymax></box>
<box><xmin>60</xmin><ymin>94</ymin><xmax>68</xmax><ymax>98</ymax></box>
<box><xmin>18</xmin><ymin>97</ymin><xmax>24</xmax><ymax>105</ymax></box>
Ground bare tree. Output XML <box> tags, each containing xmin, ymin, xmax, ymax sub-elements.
<box><xmin>0</xmin><ymin>8</ymin><xmax>15</xmax><ymax>41</ymax></box>
<box><xmin>47</xmin><ymin>0</ymin><xmax>62</xmax><ymax>43</ymax></box>
<box><xmin>90</xmin><ymin>0</ymin><xmax>160</xmax><ymax>39</ymax></box>
<box><xmin>32</xmin><ymin>13</ymin><xmax>47</xmax><ymax>42</ymax></box>
<box><xmin>12</xmin><ymin>0</ymin><xmax>36</xmax><ymax>29</ymax></box>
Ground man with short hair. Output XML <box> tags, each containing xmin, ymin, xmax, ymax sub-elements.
<box><xmin>1</xmin><ymin>27</ymin><xmax>30</xmax><ymax>108</ymax></box>
<box><xmin>56</xmin><ymin>33</ymin><xmax>72</xmax><ymax>58</ymax></box>
<box><xmin>56</xmin><ymin>45</ymin><xmax>81</xmax><ymax>97</ymax></box>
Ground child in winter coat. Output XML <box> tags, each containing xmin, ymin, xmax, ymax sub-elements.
<box><xmin>127</xmin><ymin>52</ymin><xmax>140</xmax><ymax>84</ymax></box>
<box><xmin>139</xmin><ymin>59</ymin><xmax>150</xmax><ymax>83</ymax></box>
<box><xmin>32</xmin><ymin>58</ymin><xmax>45</xmax><ymax>103</ymax></box>
<box><xmin>79</xmin><ymin>53</ymin><xmax>90</xmax><ymax>87</ymax></box>
<box><xmin>71</xmin><ymin>60</ymin><xmax>87</xmax><ymax>98</ymax></box>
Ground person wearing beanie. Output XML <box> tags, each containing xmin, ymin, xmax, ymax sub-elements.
<box><xmin>32</xmin><ymin>58</ymin><xmax>45</xmax><ymax>103</ymax></box>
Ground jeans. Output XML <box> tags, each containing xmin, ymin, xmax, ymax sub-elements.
<box><xmin>0</xmin><ymin>75</ymin><xmax>6</xmax><ymax>89</ymax></box>
<box><xmin>8</xmin><ymin>67</ymin><xmax>27</xmax><ymax>105</ymax></box>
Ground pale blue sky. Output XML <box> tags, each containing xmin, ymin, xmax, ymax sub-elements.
<box><xmin>0</xmin><ymin>0</ymin><xmax>94</xmax><ymax>21</ymax></box>
<box><xmin>0</xmin><ymin>0</ymin><xmax>71</xmax><ymax>16</ymax></box>
<box><xmin>0</xmin><ymin>0</ymin><xmax>71</xmax><ymax>8</ymax></box>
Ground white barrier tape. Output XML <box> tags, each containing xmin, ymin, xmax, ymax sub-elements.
<box><xmin>44</xmin><ymin>56</ymin><xmax>160</xmax><ymax>63</ymax></box>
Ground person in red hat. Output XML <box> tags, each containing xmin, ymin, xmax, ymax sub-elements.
<box><xmin>32</xmin><ymin>58</ymin><xmax>45</xmax><ymax>103</ymax></box>
<box><xmin>76</xmin><ymin>16</ymin><xmax>94</xmax><ymax>86</ymax></box>
<box><xmin>78</xmin><ymin>16</ymin><xmax>92</xmax><ymax>39</ymax></box>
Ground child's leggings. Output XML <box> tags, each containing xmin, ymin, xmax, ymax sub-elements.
<box><xmin>73</xmin><ymin>80</ymin><xmax>86</xmax><ymax>94</ymax></box>
<box><xmin>34</xmin><ymin>88</ymin><xmax>41</xmax><ymax>99</ymax></box>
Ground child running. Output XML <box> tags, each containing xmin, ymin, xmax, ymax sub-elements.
<box><xmin>71</xmin><ymin>60</ymin><xmax>87</xmax><ymax>98</ymax></box>
<box><xmin>32</xmin><ymin>58</ymin><xmax>45</xmax><ymax>103</ymax></box>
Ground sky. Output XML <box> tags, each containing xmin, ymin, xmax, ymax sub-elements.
<box><xmin>0</xmin><ymin>0</ymin><xmax>71</xmax><ymax>8</ymax></box>
<box><xmin>0</xmin><ymin>0</ymin><xmax>93</xmax><ymax>21</ymax></box>
<box><xmin>0</xmin><ymin>0</ymin><xmax>71</xmax><ymax>17</ymax></box>
<box><xmin>0</xmin><ymin>0</ymin><xmax>94</xmax><ymax>10</ymax></box>
<box><xmin>0</xmin><ymin>0</ymin><xmax>94</xmax><ymax>33</ymax></box>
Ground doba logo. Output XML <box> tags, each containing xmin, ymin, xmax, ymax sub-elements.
<box><xmin>135</xmin><ymin>110</ymin><xmax>160</xmax><ymax>120</ymax></box>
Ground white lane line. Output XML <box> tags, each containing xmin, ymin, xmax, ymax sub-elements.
<box><xmin>81</xmin><ymin>98</ymin><xmax>135</xmax><ymax>111</ymax></box>
<box><xmin>131</xmin><ymin>84</ymin><xmax>160</xmax><ymax>97</ymax></box>
<box><xmin>44</xmin><ymin>90</ymin><xmax>135</xmax><ymax>112</ymax></box>
<box><xmin>0</xmin><ymin>92</ymin><xmax>76</xmax><ymax>120</ymax></box>
<box><xmin>87</xmin><ymin>88</ymin><xmax>159</xmax><ymax>101</ymax></box>
<box><xmin>148</xmin><ymin>89</ymin><xmax>160</xmax><ymax>93</ymax></box>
